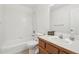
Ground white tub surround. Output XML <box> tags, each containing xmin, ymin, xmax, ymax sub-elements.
<box><xmin>0</xmin><ymin>5</ymin><xmax>33</xmax><ymax>54</ymax></box>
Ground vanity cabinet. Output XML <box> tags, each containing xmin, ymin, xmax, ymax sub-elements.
<box><xmin>38</xmin><ymin>37</ymin><xmax>76</xmax><ymax>54</ymax></box>
<box><xmin>38</xmin><ymin>37</ymin><xmax>59</xmax><ymax>54</ymax></box>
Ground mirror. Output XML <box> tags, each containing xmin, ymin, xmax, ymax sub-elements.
<box><xmin>50</xmin><ymin>4</ymin><xmax>79</xmax><ymax>36</ymax></box>
<box><xmin>70</xmin><ymin>5</ymin><xmax>79</xmax><ymax>35</ymax></box>
<box><xmin>50</xmin><ymin>4</ymin><xmax>70</xmax><ymax>34</ymax></box>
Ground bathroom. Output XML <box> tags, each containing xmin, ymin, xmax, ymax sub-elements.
<box><xmin>0</xmin><ymin>4</ymin><xmax>79</xmax><ymax>54</ymax></box>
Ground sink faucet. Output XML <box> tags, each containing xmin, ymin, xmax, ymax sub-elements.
<box><xmin>59</xmin><ymin>34</ymin><xmax>63</xmax><ymax>39</ymax></box>
<box><xmin>69</xmin><ymin>36</ymin><xmax>75</xmax><ymax>41</ymax></box>
<box><xmin>69</xmin><ymin>28</ymin><xmax>75</xmax><ymax>41</ymax></box>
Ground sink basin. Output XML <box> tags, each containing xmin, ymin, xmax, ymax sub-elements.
<box><xmin>63</xmin><ymin>38</ymin><xmax>73</xmax><ymax>45</ymax></box>
<box><xmin>45</xmin><ymin>35</ymin><xmax>73</xmax><ymax>45</ymax></box>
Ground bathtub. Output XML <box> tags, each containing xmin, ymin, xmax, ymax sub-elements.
<box><xmin>0</xmin><ymin>42</ymin><xmax>30</xmax><ymax>54</ymax></box>
<box><xmin>0</xmin><ymin>40</ymin><xmax>38</xmax><ymax>54</ymax></box>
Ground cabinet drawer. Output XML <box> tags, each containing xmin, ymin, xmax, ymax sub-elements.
<box><xmin>39</xmin><ymin>39</ymin><xmax>46</xmax><ymax>48</ymax></box>
<box><xmin>46</xmin><ymin>43</ymin><xmax>58</xmax><ymax>54</ymax></box>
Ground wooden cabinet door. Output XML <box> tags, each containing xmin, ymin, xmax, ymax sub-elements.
<box><xmin>39</xmin><ymin>38</ymin><xmax>46</xmax><ymax>48</ymax></box>
<box><xmin>46</xmin><ymin>43</ymin><xmax>59</xmax><ymax>54</ymax></box>
<box><xmin>39</xmin><ymin>46</ymin><xmax>48</xmax><ymax>54</ymax></box>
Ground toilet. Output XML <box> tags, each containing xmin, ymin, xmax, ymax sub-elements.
<box><xmin>26</xmin><ymin>40</ymin><xmax>38</xmax><ymax>54</ymax></box>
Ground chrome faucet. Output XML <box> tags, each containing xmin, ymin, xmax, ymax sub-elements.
<box><xmin>59</xmin><ymin>34</ymin><xmax>63</xmax><ymax>39</ymax></box>
<box><xmin>69</xmin><ymin>36</ymin><xmax>75</xmax><ymax>41</ymax></box>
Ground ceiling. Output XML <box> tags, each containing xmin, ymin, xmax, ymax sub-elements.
<box><xmin>21</xmin><ymin>4</ymin><xmax>68</xmax><ymax>10</ymax></box>
<box><xmin>21</xmin><ymin>4</ymin><xmax>51</xmax><ymax>8</ymax></box>
<box><xmin>50</xmin><ymin>4</ymin><xmax>69</xmax><ymax>11</ymax></box>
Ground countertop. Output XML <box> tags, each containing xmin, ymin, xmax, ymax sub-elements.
<box><xmin>38</xmin><ymin>35</ymin><xmax>79</xmax><ymax>53</ymax></box>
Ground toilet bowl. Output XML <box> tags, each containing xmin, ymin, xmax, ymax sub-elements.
<box><xmin>26</xmin><ymin>40</ymin><xmax>38</xmax><ymax>48</ymax></box>
<box><xmin>26</xmin><ymin>40</ymin><xmax>38</xmax><ymax>54</ymax></box>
